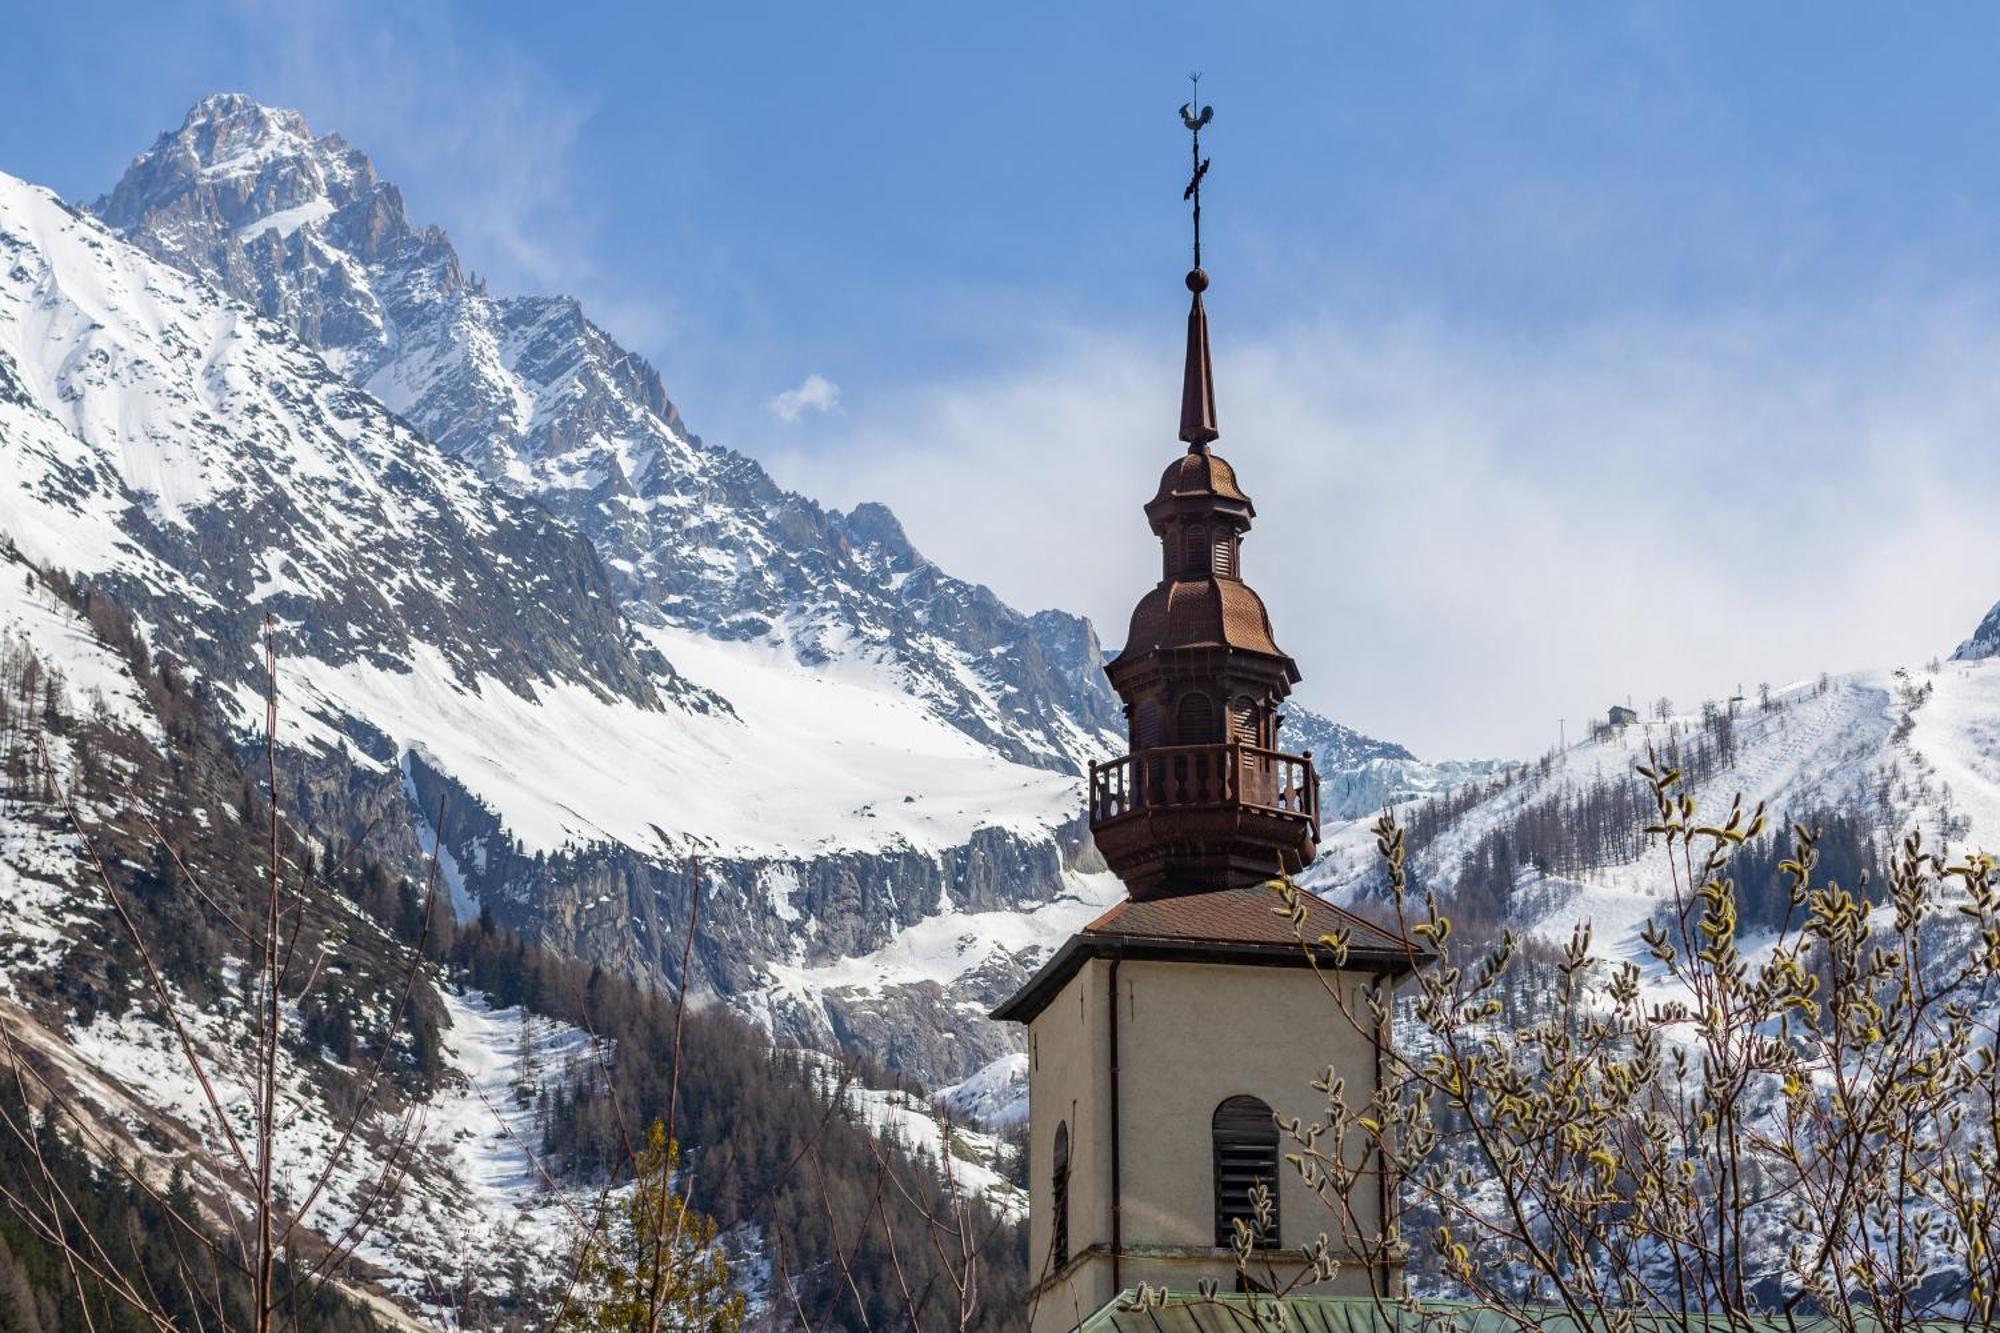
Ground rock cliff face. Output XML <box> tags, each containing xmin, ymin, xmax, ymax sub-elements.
<box><xmin>1953</xmin><ymin>599</ymin><xmax>2000</xmax><ymax>662</ymax></box>
<box><xmin>406</xmin><ymin>752</ymin><xmax>1112</xmax><ymax>1082</ymax></box>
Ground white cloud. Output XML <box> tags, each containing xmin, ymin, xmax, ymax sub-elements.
<box><xmin>769</xmin><ymin>291</ymin><xmax>2000</xmax><ymax>761</ymax></box>
<box><xmin>768</xmin><ymin>373</ymin><xmax>841</xmax><ymax>423</ymax></box>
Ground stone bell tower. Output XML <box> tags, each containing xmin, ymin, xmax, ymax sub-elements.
<box><xmin>994</xmin><ymin>94</ymin><xmax>1424</xmax><ymax>1332</ymax></box>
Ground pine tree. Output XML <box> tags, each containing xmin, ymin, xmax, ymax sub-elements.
<box><xmin>559</xmin><ymin>1119</ymin><xmax>744</xmax><ymax>1333</ymax></box>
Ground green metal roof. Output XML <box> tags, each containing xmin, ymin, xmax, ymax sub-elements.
<box><xmin>1073</xmin><ymin>1291</ymin><xmax>1970</xmax><ymax>1333</ymax></box>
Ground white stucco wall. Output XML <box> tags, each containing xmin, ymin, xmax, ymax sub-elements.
<box><xmin>1024</xmin><ymin>954</ymin><xmax>1400</xmax><ymax>1333</ymax></box>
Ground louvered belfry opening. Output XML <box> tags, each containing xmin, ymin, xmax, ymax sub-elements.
<box><xmin>1086</xmin><ymin>259</ymin><xmax>1320</xmax><ymax>899</ymax></box>
<box><xmin>1051</xmin><ymin>1121</ymin><xmax>1071</xmax><ymax>1268</ymax></box>
<box><xmin>1176</xmin><ymin>691</ymin><xmax>1218</xmax><ymax>744</ymax></box>
<box><xmin>1228</xmin><ymin>696</ymin><xmax>1258</xmax><ymax>746</ymax></box>
<box><xmin>1185</xmin><ymin>524</ymin><xmax>1210</xmax><ymax>577</ymax></box>
<box><xmin>1212</xmin><ymin>1095</ymin><xmax>1280</xmax><ymax>1249</ymax></box>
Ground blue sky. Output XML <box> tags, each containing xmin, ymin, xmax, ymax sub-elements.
<box><xmin>6</xmin><ymin>2</ymin><xmax>2000</xmax><ymax>756</ymax></box>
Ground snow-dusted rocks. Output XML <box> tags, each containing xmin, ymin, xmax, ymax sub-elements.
<box><xmin>1952</xmin><ymin>599</ymin><xmax>2000</xmax><ymax>663</ymax></box>
<box><xmin>98</xmin><ymin>93</ymin><xmax>1125</xmax><ymax>776</ymax></box>
<box><xmin>0</xmin><ymin>169</ymin><xmax>659</xmax><ymax>710</ymax></box>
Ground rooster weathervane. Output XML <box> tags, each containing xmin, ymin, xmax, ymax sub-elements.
<box><xmin>1180</xmin><ymin>73</ymin><xmax>1213</xmax><ymax>272</ymax></box>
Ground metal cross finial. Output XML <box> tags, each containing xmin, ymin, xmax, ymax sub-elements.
<box><xmin>1179</xmin><ymin>74</ymin><xmax>1214</xmax><ymax>271</ymax></box>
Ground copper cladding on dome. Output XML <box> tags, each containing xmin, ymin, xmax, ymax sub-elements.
<box><xmin>1123</xmin><ymin>580</ymin><xmax>1293</xmax><ymax>667</ymax></box>
<box><xmin>1146</xmin><ymin>449</ymin><xmax>1252</xmax><ymax>520</ymax></box>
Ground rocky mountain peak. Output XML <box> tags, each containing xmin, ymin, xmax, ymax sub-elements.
<box><xmin>1952</xmin><ymin>600</ymin><xmax>2000</xmax><ymax>662</ymax></box>
<box><xmin>93</xmin><ymin>94</ymin><xmax>1140</xmax><ymax>773</ymax></box>
<box><xmin>840</xmin><ymin>501</ymin><xmax>916</xmax><ymax>556</ymax></box>
<box><xmin>174</xmin><ymin>91</ymin><xmax>319</xmax><ymax>172</ymax></box>
<box><xmin>101</xmin><ymin>94</ymin><xmax>346</xmax><ymax>232</ymax></box>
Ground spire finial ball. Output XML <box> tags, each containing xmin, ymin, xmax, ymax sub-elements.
<box><xmin>1185</xmin><ymin>268</ymin><xmax>1208</xmax><ymax>293</ymax></box>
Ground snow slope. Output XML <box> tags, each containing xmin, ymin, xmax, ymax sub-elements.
<box><xmin>1315</xmin><ymin>659</ymin><xmax>1999</xmax><ymax>960</ymax></box>
<box><xmin>0</xmin><ymin>166</ymin><xmax>1088</xmax><ymax>867</ymax></box>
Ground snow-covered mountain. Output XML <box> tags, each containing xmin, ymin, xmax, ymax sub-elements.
<box><xmin>1312</xmin><ymin>650</ymin><xmax>2000</xmax><ymax>956</ymax></box>
<box><xmin>96</xmin><ymin>92</ymin><xmax>1122</xmax><ymax>775</ymax></box>
<box><xmin>49</xmin><ymin>94</ymin><xmax>1466</xmax><ymax>1089</ymax></box>
<box><xmin>0</xmin><ymin>551</ymin><xmax>1020</xmax><ymax>1327</ymax></box>
<box><xmin>1284</xmin><ymin>706</ymin><xmax>1509</xmax><ymax>819</ymax></box>
<box><xmin>0</xmin><ymin>176</ymin><xmax>663</xmax><ymax>713</ymax></box>
<box><xmin>0</xmin><ymin>160</ymin><xmax>1109</xmax><ymax>1083</ymax></box>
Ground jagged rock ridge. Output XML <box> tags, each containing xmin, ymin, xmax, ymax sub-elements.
<box><xmin>97</xmin><ymin>93</ymin><xmax>1123</xmax><ymax>774</ymax></box>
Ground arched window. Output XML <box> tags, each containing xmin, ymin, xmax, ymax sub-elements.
<box><xmin>1176</xmin><ymin>692</ymin><xmax>1217</xmax><ymax>744</ymax></box>
<box><xmin>1213</xmin><ymin>1095</ymin><xmax>1279</xmax><ymax>1249</ymax></box>
<box><xmin>1229</xmin><ymin>696</ymin><xmax>1260</xmax><ymax>747</ymax></box>
<box><xmin>1184</xmin><ymin>524</ymin><xmax>1209</xmax><ymax>578</ymax></box>
<box><xmin>1134</xmin><ymin>699</ymin><xmax>1164</xmax><ymax>750</ymax></box>
<box><xmin>1212</xmin><ymin>534</ymin><xmax>1238</xmax><ymax>578</ymax></box>
<box><xmin>1051</xmin><ymin>1121</ymin><xmax>1071</xmax><ymax>1268</ymax></box>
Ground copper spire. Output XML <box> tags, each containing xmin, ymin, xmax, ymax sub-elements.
<box><xmin>1179</xmin><ymin>270</ymin><xmax>1218</xmax><ymax>449</ymax></box>
<box><xmin>1177</xmin><ymin>80</ymin><xmax>1218</xmax><ymax>451</ymax></box>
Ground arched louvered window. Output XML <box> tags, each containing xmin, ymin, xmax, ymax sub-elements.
<box><xmin>1229</xmin><ymin>696</ymin><xmax>1260</xmax><ymax>747</ymax></box>
<box><xmin>1212</xmin><ymin>535</ymin><xmax>1238</xmax><ymax>578</ymax></box>
<box><xmin>1184</xmin><ymin>525</ymin><xmax>1210</xmax><ymax>578</ymax></box>
<box><xmin>1214</xmin><ymin>1095</ymin><xmax>1279</xmax><ymax>1249</ymax></box>
<box><xmin>1051</xmin><ymin>1121</ymin><xmax>1071</xmax><ymax>1268</ymax></box>
<box><xmin>1176</xmin><ymin>692</ymin><xmax>1217</xmax><ymax>745</ymax></box>
<box><xmin>1134</xmin><ymin>699</ymin><xmax>1164</xmax><ymax>750</ymax></box>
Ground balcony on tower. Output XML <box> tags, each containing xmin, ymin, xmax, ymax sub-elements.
<box><xmin>1087</xmin><ymin>741</ymin><xmax>1319</xmax><ymax>898</ymax></box>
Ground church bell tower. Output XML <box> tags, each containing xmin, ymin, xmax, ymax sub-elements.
<box><xmin>1088</xmin><ymin>260</ymin><xmax>1319</xmax><ymax>899</ymax></box>
<box><xmin>994</xmin><ymin>92</ymin><xmax>1423</xmax><ymax>1331</ymax></box>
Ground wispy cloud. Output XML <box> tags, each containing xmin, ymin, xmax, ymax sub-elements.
<box><xmin>221</xmin><ymin>0</ymin><xmax>676</xmax><ymax>350</ymax></box>
<box><xmin>771</xmin><ymin>290</ymin><xmax>2000</xmax><ymax>759</ymax></box>
<box><xmin>768</xmin><ymin>373</ymin><xmax>841</xmax><ymax>423</ymax></box>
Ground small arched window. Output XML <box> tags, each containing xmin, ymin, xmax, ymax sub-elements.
<box><xmin>1212</xmin><ymin>534</ymin><xmax>1238</xmax><ymax>578</ymax></box>
<box><xmin>1133</xmin><ymin>699</ymin><xmax>1164</xmax><ymax>750</ymax></box>
<box><xmin>1051</xmin><ymin>1121</ymin><xmax>1071</xmax><ymax>1268</ymax></box>
<box><xmin>1176</xmin><ymin>692</ymin><xmax>1217</xmax><ymax>745</ymax></box>
<box><xmin>1184</xmin><ymin>525</ymin><xmax>1210</xmax><ymax>578</ymax></box>
<box><xmin>1229</xmin><ymin>696</ymin><xmax>1260</xmax><ymax>747</ymax></box>
<box><xmin>1213</xmin><ymin>1095</ymin><xmax>1279</xmax><ymax>1249</ymax></box>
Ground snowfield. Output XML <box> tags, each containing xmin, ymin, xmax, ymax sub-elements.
<box><xmin>758</xmin><ymin>868</ymin><xmax>1122</xmax><ymax>1002</ymax></box>
<box><xmin>1314</xmin><ymin>658</ymin><xmax>2000</xmax><ymax>963</ymax></box>
<box><xmin>243</xmin><ymin>629</ymin><xmax>1086</xmax><ymax>861</ymax></box>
